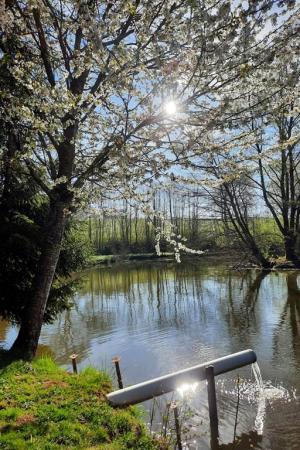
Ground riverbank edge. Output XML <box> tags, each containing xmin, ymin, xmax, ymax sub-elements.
<box><xmin>87</xmin><ymin>252</ymin><xmax>174</xmax><ymax>265</ymax></box>
<box><xmin>87</xmin><ymin>251</ymin><xmax>237</xmax><ymax>266</ymax></box>
<box><xmin>0</xmin><ymin>357</ymin><xmax>168</xmax><ymax>450</ymax></box>
<box><xmin>87</xmin><ymin>253</ymin><xmax>300</xmax><ymax>270</ymax></box>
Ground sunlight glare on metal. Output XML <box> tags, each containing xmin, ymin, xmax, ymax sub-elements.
<box><xmin>164</xmin><ymin>100</ymin><xmax>177</xmax><ymax>115</ymax></box>
<box><xmin>177</xmin><ymin>381</ymin><xmax>199</xmax><ymax>398</ymax></box>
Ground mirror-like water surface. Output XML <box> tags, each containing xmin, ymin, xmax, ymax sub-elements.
<box><xmin>2</xmin><ymin>260</ymin><xmax>300</xmax><ymax>449</ymax></box>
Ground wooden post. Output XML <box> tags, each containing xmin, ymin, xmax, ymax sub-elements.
<box><xmin>206</xmin><ymin>365</ymin><xmax>219</xmax><ymax>448</ymax></box>
<box><xmin>112</xmin><ymin>356</ymin><xmax>123</xmax><ymax>389</ymax></box>
<box><xmin>170</xmin><ymin>402</ymin><xmax>182</xmax><ymax>450</ymax></box>
<box><xmin>70</xmin><ymin>354</ymin><xmax>78</xmax><ymax>374</ymax></box>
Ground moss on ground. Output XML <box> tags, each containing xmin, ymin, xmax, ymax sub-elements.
<box><xmin>0</xmin><ymin>358</ymin><xmax>167</xmax><ymax>450</ymax></box>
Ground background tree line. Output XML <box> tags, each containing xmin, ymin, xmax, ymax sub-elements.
<box><xmin>86</xmin><ymin>186</ymin><xmax>283</xmax><ymax>260</ymax></box>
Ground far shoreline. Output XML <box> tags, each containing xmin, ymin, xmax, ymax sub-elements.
<box><xmin>87</xmin><ymin>252</ymin><xmax>300</xmax><ymax>271</ymax></box>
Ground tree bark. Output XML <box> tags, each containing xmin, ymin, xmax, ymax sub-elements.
<box><xmin>9</xmin><ymin>198</ymin><xmax>69</xmax><ymax>360</ymax></box>
<box><xmin>220</xmin><ymin>186</ymin><xmax>272</xmax><ymax>269</ymax></box>
<box><xmin>284</xmin><ymin>233</ymin><xmax>300</xmax><ymax>266</ymax></box>
<box><xmin>249</xmin><ymin>241</ymin><xmax>272</xmax><ymax>269</ymax></box>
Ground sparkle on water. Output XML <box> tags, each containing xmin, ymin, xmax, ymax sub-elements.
<box><xmin>146</xmin><ymin>361</ymin><xmax>298</xmax><ymax>449</ymax></box>
<box><xmin>177</xmin><ymin>381</ymin><xmax>199</xmax><ymax>398</ymax></box>
<box><xmin>251</xmin><ymin>362</ymin><xmax>298</xmax><ymax>434</ymax></box>
<box><xmin>216</xmin><ymin>362</ymin><xmax>297</xmax><ymax>438</ymax></box>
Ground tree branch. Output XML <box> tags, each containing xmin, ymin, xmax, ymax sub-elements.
<box><xmin>32</xmin><ymin>8</ymin><xmax>55</xmax><ymax>87</ymax></box>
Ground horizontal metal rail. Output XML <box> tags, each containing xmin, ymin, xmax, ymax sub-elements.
<box><xmin>107</xmin><ymin>349</ymin><xmax>256</xmax><ymax>406</ymax></box>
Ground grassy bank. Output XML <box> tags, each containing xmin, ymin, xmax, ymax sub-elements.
<box><xmin>88</xmin><ymin>253</ymin><xmax>174</xmax><ymax>266</ymax></box>
<box><xmin>87</xmin><ymin>251</ymin><xmax>246</xmax><ymax>268</ymax></box>
<box><xmin>0</xmin><ymin>358</ymin><xmax>166</xmax><ymax>450</ymax></box>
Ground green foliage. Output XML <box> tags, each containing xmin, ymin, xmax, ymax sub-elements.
<box><xmin>58</xmin><ymin>222</ymin><xmax>93</xmax><ymax>276</ymax></box>
<box><xmin>86</xmin><ymin>215</ymin><xmax>284</xmax><ymax>258</ymax></box>
<box><xmin>0</xmin><ymin>179</ymin><xmax>92</xmax><ymax>324</ymax></box>
<box><xmin>0</xmin><ymin>358</ymin><xmax>165</xmax><ymax>450</ymax></box>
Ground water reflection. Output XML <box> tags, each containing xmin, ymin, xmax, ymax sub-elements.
<box><xmin>36</xmin><ymin>263</ymin><xmax>300</xmax><ymax>382</ymax></box>
<box><xmin>273</xmin><ymin>272</ymin><xmax>300</xmax><ymax>364</ymax></box>
<box><xmin>224</xmin><ymin>271</ymin><xmax>269</xmax><ymax>332</ymax></box>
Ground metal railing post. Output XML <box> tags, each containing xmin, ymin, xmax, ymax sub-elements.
<box><xmin>206</xmin><ymin>365</ymin><xmax>219</xmax><ymax>448</ymax></box>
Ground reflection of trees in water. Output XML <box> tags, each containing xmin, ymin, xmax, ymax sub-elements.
<box><xmin>43</xmin><ymin>263</ymin><xmax>210</xmax><ymax>361</ymax></box>
<box><xmin>223</xmin><ymin>271</ymin><xmax>269</xmax><ymax>333</ymax></box>
<box><xmin>273</xmin><ymin>272</ymin><xmax>300</xmax><ymax>362</ymax></box>
<box><xmin>44</xmin><ymin>310</ymin><xmax>113</xmax><ymax>363</ymax></box>
<box><xmin>42</xmin><ymin>263</ymin><xmax>273</xmax><ymax>364</ymax></box>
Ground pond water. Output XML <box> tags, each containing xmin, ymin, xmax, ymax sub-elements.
<box><xmin>2</xmin><ymin>260</ymin><xmax>300</xmax><ymax>449</ymax></box>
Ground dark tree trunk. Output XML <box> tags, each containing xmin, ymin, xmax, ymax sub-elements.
<box><xmin>9</xmin><ymin>198</ymin><xmax>69</xmax><ymax>360</ymax></box>
<box><xmin>284</xmin><ymin>234</ymin><xmax>300</xmax><ymax>266</ymax></box>
<box><xmin>249</xmin><ymin>243</ymin><xmax>273</xmax><ymax>269</ymax></box>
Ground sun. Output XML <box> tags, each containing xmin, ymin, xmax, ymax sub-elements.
<box><xmin>164</xmin><ymin>100</ymin><xmax>177</xmax><ymax>115</ymax></box>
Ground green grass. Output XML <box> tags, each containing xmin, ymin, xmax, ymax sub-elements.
<box><xmin>88</xmin><ymin>253</ymin><xmax>173</xmax><ymax>265</ymax></box>
<box><xmin>88</xmin><ymin>254</ymin><xmax>118</xmax><ymax>263</ymax></box>
<box><xmin>0</xmin><ymin>358</ymin><xmax>167</xmax><ymax>450</ymax></box>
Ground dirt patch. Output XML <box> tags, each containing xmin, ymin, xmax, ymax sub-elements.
<box><xmin>16</xmin><ymin>414</ymin><xmax>35</xmax><ymax>426</ymax></box>
<box><xmin>42</xmin><ymin>380</ymin><xmax>68</xmax><ymax>389</ymax></box>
